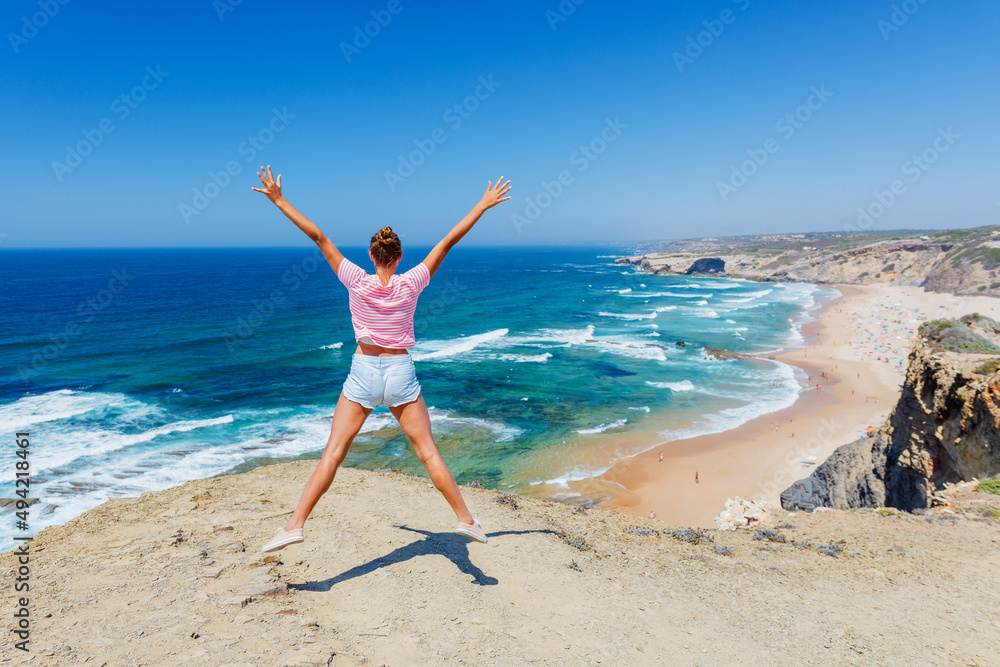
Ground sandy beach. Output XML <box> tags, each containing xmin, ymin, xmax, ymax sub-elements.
<box><xmin>597</xmin><ymin>283</ymin><xmax>1000</xmax><ymax>527</ymax></box>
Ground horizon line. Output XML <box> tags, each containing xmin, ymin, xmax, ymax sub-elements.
<box><xmin>0</xmin><ymin>225</ymin><xmax>987</xmax><ymax>251</ymax></box>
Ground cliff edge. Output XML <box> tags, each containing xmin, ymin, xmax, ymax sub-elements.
<box><xmin>2</xmin><ymin>463</ymin><xmax>999</xmax><ymax>665</ymax></box>
<box><xmin>616</xmin><ymin>225</ymin><xmax>1000</xmax><ymax>296</ymax></box>
<box><xmin>782</xmin><ymin>314</ymin><xmax>1000</xmax><ymax>512</ymax></box>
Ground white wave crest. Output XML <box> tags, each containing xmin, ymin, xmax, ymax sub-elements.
<box><xmin>496</xmin><ymin>352</ymin><xmax>553</xmax><ymax>363</ymax></box>
<box><xmin>508</xmin><ymin>325</ymin><xmax>594</xmax><ymax>348</ymax></box>
<box><xmin>645</xmin><ymin>380</ymin><xmax>695</xmax><ymax>391</ymax></box>
<box><xmin>31</xmin><ymin>415</ymin><xmax>235</xmax><ymax>471</ymax></box>
<box><xmin>598</xmin><ymin>311</ymin><xmax>657</xmax><ymax>320</ymax></box>
<box><xmin>576</xmin><ymin>418</ymin><xmax>627</xmax><ymax>435</ymax></box>
<box><xmin>590</xmin><ymin>338</ymin><xmax>669</xmax><ymax>362</ymax></box>
<box><xmin>0</xmin><ymin>390</ymin><xmax>147</xmax><ymax>432</ymax></box>
<box><xmin>411</xmin><ymin>328</ymin><xmax>509</xmax><ymax>361</ymax></box>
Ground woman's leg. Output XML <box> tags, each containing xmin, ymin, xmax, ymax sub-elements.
<box><xmin>284</xmin><ymin>393</ymin><xmax>373</xmax><ymax>531</ymax></box>
<box><xmin>389</xmin><ymin>395</ymin><xmax>475</xmax><ymax>525</ymax></box>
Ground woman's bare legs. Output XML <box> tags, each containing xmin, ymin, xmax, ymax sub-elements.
<box><xmin>284</xmin><ymin>393</ymin><xmax>372</xmax><ymax>531</ymax></box>
<box><xmin>389</xmin><ymin>394</ymin><xmax>475</xmax><ymax>525</ymax></box>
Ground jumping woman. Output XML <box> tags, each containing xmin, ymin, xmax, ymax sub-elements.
<box><xmin>252</xmin><ymin>165</ymin><xmax>512</xmax><ymax>553</ymax></box>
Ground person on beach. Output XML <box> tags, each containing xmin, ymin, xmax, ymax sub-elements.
<box><xmin>251</xmin><ymin>165</ymin><xmax>512</xmax><ymax>553</ymax></box>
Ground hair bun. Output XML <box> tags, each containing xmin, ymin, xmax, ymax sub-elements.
<box><xmin>377</xmin><ymin>226</ymin><xmax>394</xmax><ymax>245</ymax></box>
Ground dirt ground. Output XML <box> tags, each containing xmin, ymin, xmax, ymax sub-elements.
<box><xmin>2</xmin><ymin>463</ymin><xmax>998</xmax><ymax>666</ymax></box>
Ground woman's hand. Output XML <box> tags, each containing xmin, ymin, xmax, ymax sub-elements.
<box><xmin>420</xmin><ymin>175</ymin><xmax>513</xmax><ymax>278</ymax></box>
<box><xmin>251</xmin><ymin>165</ymin><xmax>283</xmax><ymax>203</ymax></box>
<box><xmin>477</xmin><ymin>176</ymin><xmax>512</xmax><ymax>211</ymax></box>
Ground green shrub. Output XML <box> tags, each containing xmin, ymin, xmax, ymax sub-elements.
<box><xmin>974</xmin><ymin>359</ymin><xmax>1000</xmax><ymax>375</ymax></box>
<box><xmin>884</xmin><ymin>263</ymin><xmax>895</xmax><ymax>272</ymax></box>
<box><xmin>920</xmin><ymin>319</ymin><xmax>1000</xmax><ymax>354</ymax></box>
<box><xmin>858</xmin><ymin>271</ymin><xmax>869</xmax><ymax>278</ymax></box>
<box><xmin>977</xmin><ymin>248</ymin><xmax>1000</xmax><ymax>270</ymax></box>
<box><xmin>991</xmin><ymin>282</ymin><xmax>1000</xmax><ymax>289</ymax></box>
<box><xmin>960</xmin><ymin>313</ymin><xmax>1000</xmax><ymax>336</ymax></box>
<box><xmin>978</xmin><ymin>475</ymin><xmax>1000</xmax><ymax>495</ymax></box>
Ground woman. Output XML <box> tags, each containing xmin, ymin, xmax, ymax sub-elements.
<box><xmin>251</xmin><ymin>165</ymin><xmax>511</xmax><ymax>553</ymax></box>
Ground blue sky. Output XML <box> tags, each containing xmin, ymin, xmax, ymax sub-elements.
<box><xmin>2</xmin><ymin>0</ymin><xmax>998</xmax><ymax>248</ymax></box>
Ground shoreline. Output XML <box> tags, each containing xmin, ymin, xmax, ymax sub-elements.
<box><xmin>8</xmin><ymin>279</ymin><xmax>1000</xmax><ymax>552</ymax></box>
<box><xmin>590</xmin><ymin>283</ymin><xmax>1000</xmax><ymax>527</ymax></box>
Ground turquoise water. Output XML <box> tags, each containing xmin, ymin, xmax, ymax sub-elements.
<box><xmin>0</xmin><ymin>247</ymin><xmax>837</xmax><ymax>550</ymax></box>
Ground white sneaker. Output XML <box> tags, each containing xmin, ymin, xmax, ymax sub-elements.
<box><xmin>455</xmin><ymin>518</ymin><xmax>487</xmax><ymax>544</ymax></box>
<box><xmin>261</xmin><ymin>526</ymin><xmax>304</xmax><ymax>553</ymax></box>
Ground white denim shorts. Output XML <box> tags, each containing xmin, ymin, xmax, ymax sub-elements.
<box><xmin>342</xmin><ymin>353</ymin><xmax>422</xmax><ymax>409</ymax></box>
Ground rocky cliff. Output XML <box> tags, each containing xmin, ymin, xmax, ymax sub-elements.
<box><xmin>782</xmin><ymin>315</ymin><xmax>1000</xmax><ymax>512</ymax></box>
<box><xmin>617</xmin><ymin>225</ymin><xmax>1000</xmax><ymax>296</ymax></box>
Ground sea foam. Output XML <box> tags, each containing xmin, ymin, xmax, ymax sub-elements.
<box><xmin>576</xmin><ymin>418</ymin><xmax>627</xmax><ymax>435</ymax></box>
<box><xmin>411</xmin><ymin>328</ymin><xmax>509</xmax><ymax>361</ymax></box>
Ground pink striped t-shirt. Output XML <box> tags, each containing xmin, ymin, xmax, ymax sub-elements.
<box><xmin>336</xmin><ymin>258</ymin><xmax>431</xmax><ymax>349</ymax></box>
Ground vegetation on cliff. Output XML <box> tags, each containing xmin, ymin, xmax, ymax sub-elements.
<box><xmin>617</xmin><ymin>224</ymin><xmax>1000</xmax><ymax>296</ymax></box>
<box><xmin>782</xmin><ymin>313</ymin><xmax>1000</xmax><ymax>512</ymax></box>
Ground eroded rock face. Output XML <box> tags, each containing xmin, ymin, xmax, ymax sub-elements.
<box><xmin>686</xmin><ymin>258</ymin><xmax>725</xmax><ymax>274</ymax></box>
<box><xmin>614</xmin><ymin>231</ymin><xmax>1000</xmax><ymax>296</ymax></box>
<box><xmin>782</xmin><ymin>317</ymin><xmax>1000</xmax><ymax>512</ymax></box>
<box><xmin>781</xmin><ymin>435</ymin><xmax>887</xmax><ymax>511</ymax></box>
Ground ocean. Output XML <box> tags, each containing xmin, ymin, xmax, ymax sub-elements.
<box><xmin>0</xmin><ymin>246</ymin><xmax>838</xmax><ymax>551</ymax></box>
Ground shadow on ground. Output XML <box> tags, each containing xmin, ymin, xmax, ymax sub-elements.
<box><xmin>290</xmin><ymin>526</ymin><xmax>556</xmax><ymax>589</ymax></box>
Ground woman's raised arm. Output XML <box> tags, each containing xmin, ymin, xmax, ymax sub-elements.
<box><xmin>252</xmin><ymin>165</ymin><xmax>344</xmax><ymax>273</ymax></box>
<box><xmin>422</xmin><ymin>176</ymin><xmax>511</xmax><ymax>278</ymax></box>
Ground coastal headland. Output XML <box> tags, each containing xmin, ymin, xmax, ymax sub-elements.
<box><xmin>595</xmin><ymin>283</ymin><xmax>1000</xmax><ymax>527</ymax></box>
